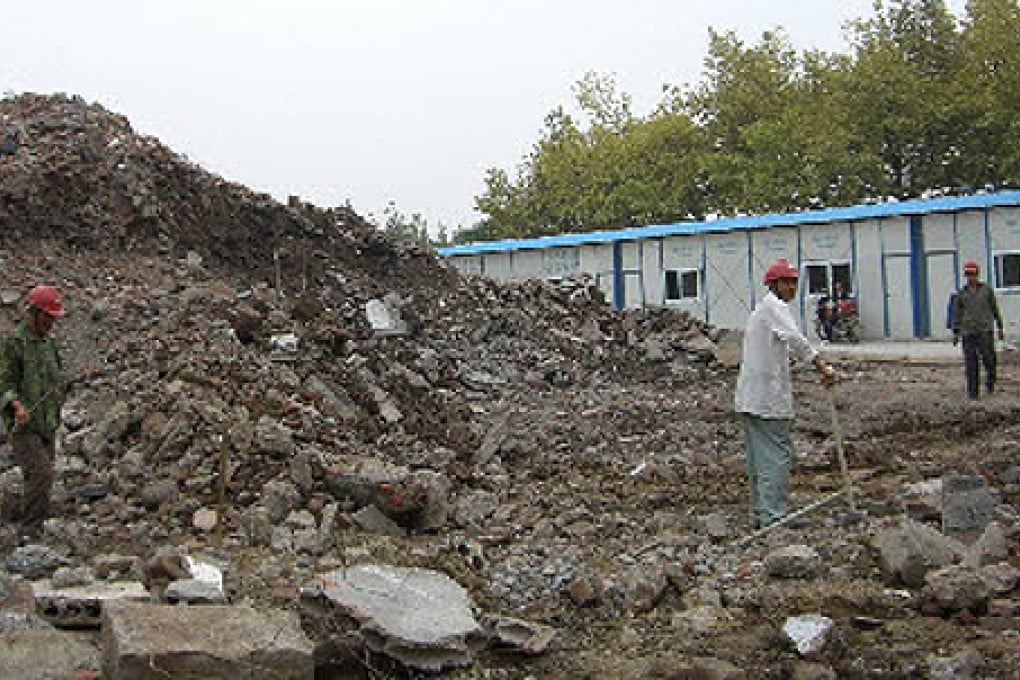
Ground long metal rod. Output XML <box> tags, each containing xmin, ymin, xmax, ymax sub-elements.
<box><xmin>733</xmin><ymin>489</ymin><xmax>846</xmax><ymax>547</ymax></box>
<box><xmin>829</xmin><ymin>390</ymin><xmax>856</xmax><ymax>511</ymax></box>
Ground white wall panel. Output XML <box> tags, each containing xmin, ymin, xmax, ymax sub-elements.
<box><xmin>956</xmin><ymin>210</ymin><xmax>986</xmax><ymax>272</ymax></box>
<box><xmin>580</xmin><ymin>244</ymin><xmax>614</xmax><ymax>275</ymax></box>
<box><xmin>483</xmin><ymin>253</ymin><xmax>514</xmax><ymax>281</ymax></box>
<box><xmin>642</xmin><ymin>239</ymin><xmax>662</xmax><ymax>305</ymax></box>
<box><xmin>512</xmin><ymin>250</ymin><xmax>544</xmax><ymax>279</ymax></box>
<box><xmin>924</xmin><ymin>213</ymin><xmax>956</xmax><ymax>251</ymax></box>
<box><xmin>884</xmin><ymin>255</ymin><xmax>914</xmax><ymax>339</ymax></box>
<box><xmin>800</xmin><ymin>222</ymin><xmax>853</xmax><ymax>261</ymax></box>
<box><xmin>854</xmin><ymin>220</ymin><xmax>885</xmax><ymax>339</ymax></box>
<box><xmin>705</xmin><ymin>232</ymin><xmax>752</xmax><ymax>330</ymax></box>
<box><xmin>987</xmin><ymin>207</ymin><xmax>1020</xmax><ymax>338</ymax></box>
<box><xmin>451</xmin><ymin>256</ymin><xmax>483</xmax><ymax>276</ymax></box>
<box><xmin>879</xmin><ymin>217</ymin><xmax>910</xmax><ymax>254</ymax></box>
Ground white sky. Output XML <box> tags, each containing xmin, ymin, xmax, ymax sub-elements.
<box><xmin>1</xmin><ymin>1</ymin><xmax>966</xmax><ymax>234</ymax></box>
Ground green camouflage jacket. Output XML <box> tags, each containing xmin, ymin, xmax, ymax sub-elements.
<box><xmin>0</xmin><ymin>321</ymin><xmax>67</xmax><ymax>435</ymax></box>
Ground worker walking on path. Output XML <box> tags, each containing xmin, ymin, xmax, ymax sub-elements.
<box><xmin>735</xmin><ymin>259</ymin><xmax>836</xmax><ymax>530</ymax></box>
<box><xmin>952</xmin><ymin>259</ymin><xmax>1004</xmax><ymax>399</ymax></box>
<box><xmin>0</xmin><ymin>285</ymin><xmax>68</xmax><ymax>539</ymax></box>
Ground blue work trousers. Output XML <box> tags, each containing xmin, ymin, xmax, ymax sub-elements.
<box><xmin>742</xmin><ymin>413</ymin><xmax>792</xmax><ymax>529</ymax></box>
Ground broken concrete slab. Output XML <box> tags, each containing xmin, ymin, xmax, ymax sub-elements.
<box><xmin>941</xmin><ymin>474</ymin><xmax>999</xmax><ymax>541</ymax></box>
<box><xmin>0</xmin><ymin>628</ymin><xmax>101</xmax><ymax>678</ymax></box>
<box><xmin>311</xmin><ymin>564</ymin><xmax>483</xmax><ymax>672</ymax></box>
<box><xmin>31</xmin><ymin>579</ymin><xmax>148</xmax><ymax>628</ymax></box>
<box><xmin>101</xmin><ymin>601</ymin><xmax>314</xmax><ymax>679</ymax></box>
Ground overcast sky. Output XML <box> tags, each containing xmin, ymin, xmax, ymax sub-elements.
<box><xmin>2</xmin><ymin>1</ymin><xmax>966</xmax><ymax>235</ymax></box>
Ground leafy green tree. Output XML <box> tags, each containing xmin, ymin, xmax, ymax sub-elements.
<box><xmin>467</xmin><ymin>0</ymin><xmax>1019</xmax><ymax>242</ymax></box>
<box><xmin>955</xmin><ymin>0</ymin><xmax>1020</xmax><ymax>187</ymax></box>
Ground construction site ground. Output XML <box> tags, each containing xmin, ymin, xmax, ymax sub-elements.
<box><xmin>0</xmin><ymin>93</ymin><xmax>1018</xmax><ymax>679</ymax></box>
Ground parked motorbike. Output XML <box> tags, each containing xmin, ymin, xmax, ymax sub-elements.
<box><xmin>815</xmin><ymin>295</ymin><xmax>860</xmax><ymax>343</ymax></box>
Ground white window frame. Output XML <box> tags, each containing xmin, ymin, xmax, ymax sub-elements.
<box><xmin>801</xmin><ymin>259</ymin><xmax>853</xmax><ymax>298</ymax></box>
<box><xmin>663</xmin><ymin>268</ymin><xmax>700</xmax><ymax>303</ymax></box>
<box><xmin>993</xmin><ymin>251</ymin><xmax>1020</xmax><ymax>290</ymax></box>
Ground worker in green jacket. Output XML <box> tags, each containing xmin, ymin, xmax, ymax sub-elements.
<box><xmin>0</xmin><ymin>285</ymin><xmax>68</xmax><ymax>538</ymax></box>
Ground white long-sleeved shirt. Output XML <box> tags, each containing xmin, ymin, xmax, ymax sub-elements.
<box><xmin>734</xmin><ymin>291</ymin><xmax>817</xmax><ymax>419</ymax></box>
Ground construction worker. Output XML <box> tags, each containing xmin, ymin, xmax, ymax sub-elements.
<box><xmin>952</xmin><ymin>259</ymin><xmax>1004</xmax><ymax>399</ymax></box>
<box><xmin>0</xmin><ymin>285</ymin><xmax>68</xmax><ymax>538</ymax></box>
<box><xmin>735</xmin><ymin>259</ymin><xmax>836</xmax><ymax>529</ymax></box>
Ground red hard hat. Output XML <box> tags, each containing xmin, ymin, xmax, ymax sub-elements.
<box><xmin>963</xmin><ymin>259</ymin><xmax>979</xmax><ymax>274</ymax></box>
<box><xmin>763</xmin><ymin>258</ymin><xmax>799</xmax><ymax>284</ymax></box>
<box><xmin>25</xmin><ymin>285</ymin><xmax>65</xmax><ymax>317</ymax></box>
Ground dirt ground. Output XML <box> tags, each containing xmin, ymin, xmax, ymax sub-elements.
<box><xmin>1</xmin><ymin>93</ymin><xmax>1018</xmax><ymax>679</ymax></box>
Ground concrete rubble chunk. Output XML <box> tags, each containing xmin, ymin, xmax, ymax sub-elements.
<box><xmin>483</xmin><ymin>614</ymin><xmax>557</xmax><ymax>655</ymax></box>
<box><xmin>365</xmin><ymin>298</ymin><xmax>407</xmax><ymax>335</ymax></box>
<box><xmin>765</xmin><ymin>544</ymin><xmax>822</xmax><ymax>579</ymax></box>
<box><xmin>979</xmin><ymin>562</ymin><xmax>1020</xmax><ymax>595</ymax></box>
<box><xmin>941</xmin><ymin>474</ymin><xmax>999</xmax><ymax>541</ymax></box>
<box><xmin>783</xmin><ymin>614</ymin><xmax>834</xmax><ymax>657</ymax></box>
<box><xmin>31</xmin><ymin>579</ymin><xmax>148</xmax><ymax>628</ymax></box>
<box><xmin>873</xmin><ymin>518</ymin><xmax>964</xmax><ymax>588</ymax></box>
<box><xmin>927</xmin><ymin>646</ymin><xmax>984</xmax><ymax>680</ymax></box>
<box><xmin>311</xmin><ymin>564</ymin><xmax>483</xmax><ymax>672</ymax></box>
<box><xmin>5</xmin><ymin>544</ymin><xmax>72</xmax><ymax>580</ymax></box>
<box><xmin>962</xmin><ymin>521</ymin><xmax>1009</xmax><ymax>568</ymax></box>
<box><xmin>101</xmin><ymin>601</ymin><xmax>314</xmax><ymax>679</ymax></box>
<box><xmin>165</xmin><ymin>556</ymin><xmax>226</xmax><ymax>603</ymax></box>
<box><xmin>920</xmin><ymin>564</ymin><xmax>990</xmax><ymax>615</ymax></box>
<box><xmin>352</xmin><ymin>504</ymin><xmax>407</xmax><ymax>537</ymax></box>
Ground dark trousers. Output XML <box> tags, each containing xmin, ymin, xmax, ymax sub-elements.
<box><xmin>8</xmin><ymin>432</ymin><xmax>55</xmax><ymax>528</ymax></box>
<box><xmin>962</xmin><ymin>331</ymin><xmax>997</xmax><ymax>398</ymax></box>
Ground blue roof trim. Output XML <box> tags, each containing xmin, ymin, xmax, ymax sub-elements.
<box><xmin>438</xmin><ymin>190</ymin><xmax>1020</xmax><ymax>256</ymax></box>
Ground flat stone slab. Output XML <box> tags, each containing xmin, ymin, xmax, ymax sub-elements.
<box><xmin>0</xmin><ymin>628</ymin><xmax>101</xmax><ymax>677</ymax></box>
<box><xmin>315</xmin><ymin>564</ymin><xmax>482</xmax><ymax>671</ymax></box>
<box><xmin>32</xmin><ymin>579</ymin><xmax>149</xmax><ymax>628</ymax></box>
<box><xmin>101</xmin><ymin>601</ymin><xmax>314</xmax><ymax>679</ymax></box>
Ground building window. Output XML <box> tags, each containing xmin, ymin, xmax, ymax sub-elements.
<box><xmin>664</xmin><ymin>269</ymin><xmax>699</xmax><ymax>302</ymax></box>
<box><xmin>803</xmin><ymin>260</ymin><xmax>853</xmax><ymax>297</ymax></box>
<box><xmin>804</xmin><ymin>264</ymin><xmax>829</xmax><ymax>296</ymax></box>
<box><xmin>994</xmin><ymin>252</ymin><xmax>1020</xmax><ymax>289</ymax></box>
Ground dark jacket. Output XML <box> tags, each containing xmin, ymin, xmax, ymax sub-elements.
<box><xmin>0</xmin><ymin>321</ymin><xmax>67</xmax><ymax>435</ymax></box>
<box><xmin>952</xmin><ymin>282</ymin><xmax>1003</xmax><ymax>336</ymax></box>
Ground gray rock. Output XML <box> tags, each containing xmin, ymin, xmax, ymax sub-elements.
<box><xmin>5</xmin><ymin>545</ymin><xmax>71</xmax><ymax>580</ymax></box>
<box><xmin>765</xmin><ymin>544</ymin><xmax>822</xmax><ymax>579</ymax></box>
<box><xmin>962</xmin><ymin>521</ymin><xmax>1008</xmax><ymax>568</ymax></box>
<box><xmin>921</xmin><ymin>565</ymin><xmax>990</xmax><ymax>615</ymax></box>
<box><xmin>873</xmin><ymin>518</ymin><xmax>964</xmax><ymax>588</ymax></box>
<box><xmin>140</xmin><ymin>479</ymin><xmax>179</xmax><ymax>510</ymax></box>
<box><xmin>979</xmin><ymin>562</ymin><xmax>1020</xmax><ymax>595</ymax></box>
<box><xmin>927</xmin><ymin>646</ymin><xmax>983</xmax><ymax>679</ymax></box>
<box><xmin>941</xmin><ymin>474</ymin><xmax>999</xmax><ymax>541</ymax></box>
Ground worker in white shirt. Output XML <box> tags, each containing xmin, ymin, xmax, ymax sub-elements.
<box><xmin>735</xmin><ymin>258</ymin><xmax>836</xmax><ymax>529</ymax></box>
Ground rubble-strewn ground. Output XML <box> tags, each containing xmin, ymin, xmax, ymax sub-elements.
<box><xmin>1</xmin><ymin>94</ymin><xmax>1018</xmax><ymax>678</ymax></box>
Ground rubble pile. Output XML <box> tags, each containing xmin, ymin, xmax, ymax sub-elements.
<box><xmin>0</xmin><ymin>93</ymin><xmax>1018</xmax><ymax>678</ymax></box>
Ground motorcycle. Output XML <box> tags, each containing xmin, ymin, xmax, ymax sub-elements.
<box><xmin>815</xmin><ymin>295</ymin><xmax>860</xmax><ymax>343</ymax></box>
